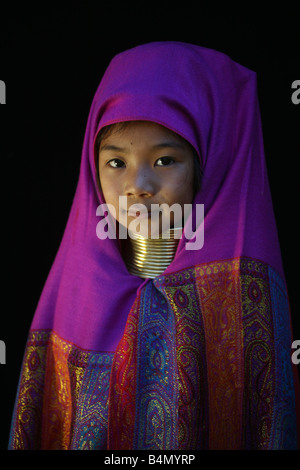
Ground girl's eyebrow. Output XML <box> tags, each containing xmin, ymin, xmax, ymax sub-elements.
<box><xmin>152</xmin><ymin>141</ymin><xmax>185</xmax><ymax>150</ymax></box>
<box><xmin>100</xmin><ymin>144</ymin><xmax>128</xmax><ymax>153</ymax></box>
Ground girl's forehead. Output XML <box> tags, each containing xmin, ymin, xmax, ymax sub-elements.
<box><xmin>98</xmin><ymin>120</ymin><xmax>194</xmax><ymax>150</ymax></box>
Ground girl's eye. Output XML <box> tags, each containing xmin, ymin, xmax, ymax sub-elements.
<box><xmin>155</xmin><ymin>156</ymin><xmax>175</xmax><ymax>167</ymax></box>
<box><xmin>107</xmin><ymin>158</ymin><xmax>125</xmax><ymax>168</ymax></box>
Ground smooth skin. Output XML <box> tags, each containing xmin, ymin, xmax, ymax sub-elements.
<box><xmin>98</xmin><ymin>121</ymin><xmax>195</xmax><ymax>236</ymax></box>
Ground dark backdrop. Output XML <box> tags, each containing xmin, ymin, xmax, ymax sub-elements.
<box><xmin>0</xmin><ymin>4</ymin><xmax>299</xmax><ymax>450</ymax></box>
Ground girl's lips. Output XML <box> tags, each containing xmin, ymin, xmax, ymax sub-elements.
<box><xmin>127</xmin><ymin>209</ymin><xmax>152</xmax><ymax>219</ymax></box>
<box><xmin>126</xmin><ymin>203</ymin><xmax>152</xmax><ymax>219</ymax></box>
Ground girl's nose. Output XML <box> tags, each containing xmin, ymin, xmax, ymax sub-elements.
<box><xmin>124</xmin><ymin>167</ymin><xmax>156</xmax><ymax>197</ymax></box>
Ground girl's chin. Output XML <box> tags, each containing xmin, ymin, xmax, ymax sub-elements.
<box><xmin>118</xmin><ymin>216</ymin><xmax>175</xmax><ymax>239</ymax></box>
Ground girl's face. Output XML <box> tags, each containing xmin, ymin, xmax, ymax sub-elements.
<box><xmin>98</xmin><ymin>121</ymin><xmax>196</xmax><ymax>236</ymax></box>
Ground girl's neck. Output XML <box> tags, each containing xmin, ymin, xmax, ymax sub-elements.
<box><xmin>123</xmin><ymin>228</ymin><xmax>182</xmax><ymax>279</ymax></box>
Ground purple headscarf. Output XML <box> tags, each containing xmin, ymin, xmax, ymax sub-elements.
<box><xmin>9</xmin><ymin>42</ymin><xmax>299</xmax><ymax>450</ymax></box>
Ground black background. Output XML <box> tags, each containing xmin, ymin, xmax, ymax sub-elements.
<box><xmin>0</xmin><ymin>3</ymin><xmax>299</xmax><ymax>451</ymax></box>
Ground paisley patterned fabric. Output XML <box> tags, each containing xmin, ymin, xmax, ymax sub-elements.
<box><xmin>9</xmin><ymin>258</ymin><xmax>297</xmax><ymax>450</ymax></box>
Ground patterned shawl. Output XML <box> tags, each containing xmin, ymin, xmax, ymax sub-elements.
<box><xmin>9</xmin><ymin>42</ymin><xmax>299</xmax><ymax>450</ymax></box>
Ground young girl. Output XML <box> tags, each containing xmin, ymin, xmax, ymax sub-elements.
<box><xmin>9</xmin><ymin>41</ymin><xmax>299</xmax><ymax>450</ymax></box>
